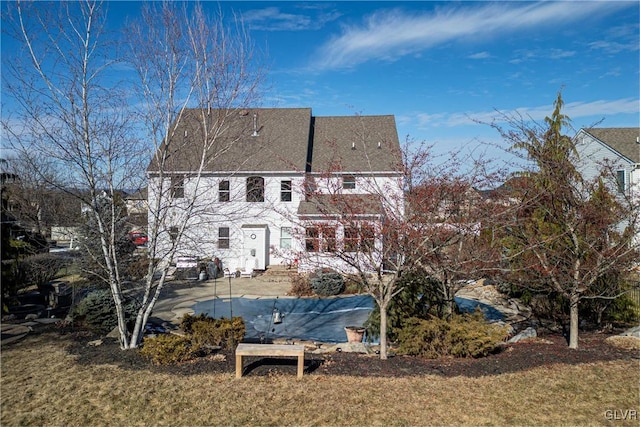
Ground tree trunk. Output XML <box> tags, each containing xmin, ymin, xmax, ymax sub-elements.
<box><xmin>379</xmin><ymin>302</ymin><xmax>388</xmax><ymax>360</ymax></box>
<box><xmin>569</xmin><ymin>292</ymin><xmax>580</xmax><ymax>349</ymax></box>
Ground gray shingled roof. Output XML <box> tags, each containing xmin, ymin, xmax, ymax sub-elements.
<box><xmin>311</xmin><ymin>115</ymin><xmax>401</xmax><ymax>173</ymax></box>
<box><xmin>147</xmin><ymin>109</ymin><xmax>402</xmax><ymax>174</ymax></box>
<box><xmin>585</xmin><ymin>127</ymin><xmax>640</xmax><ymax>163</ymax></box>
<box><xmin>297</xmin><ymin>194</ymin><xmax>383</xmax><ymax>216</ymax></box>
<box><xmin>148</xmin><ymin>108</ymin><xmax>312</xmax><ymax>173</ymax></box>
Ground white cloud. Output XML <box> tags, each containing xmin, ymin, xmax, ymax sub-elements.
<box><xmin>412</xmin><ymin>98</ymin><xmax>640</xmax><ymax>128</ymax></box>
<box><xmin>314</xmin><ymin>2</ymin><xmax>632</xmax><ymax>70</ymax></box>
<box><xmin>468</xmin><ymin>51</ymin><xmax>491</xmax><ymax>60</ymax></box>
<box><xmin>243</xmin><ymin>6</ymin><xmax>340</xmax><ymax>31</ymax></box>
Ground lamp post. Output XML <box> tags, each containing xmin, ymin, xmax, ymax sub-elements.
<box><xmin>213</xmin><ymin>274</ymin><xmax>217</xmax><ymax>318</ymax></box>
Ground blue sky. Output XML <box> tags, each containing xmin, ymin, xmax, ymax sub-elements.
<box><xmin>3</xmin><ymin>1</ymin><xmax>639</xmax><ymax>166</ymax></box>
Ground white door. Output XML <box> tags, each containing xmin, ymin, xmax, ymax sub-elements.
<box><xmin>242</xmin><ymin>225</ymin><xmax>269</xmax><ymax>270</ymax></box>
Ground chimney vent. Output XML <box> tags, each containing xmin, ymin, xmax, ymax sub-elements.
<box><xmin>252</xmin><ymin>113</ymin><xmax>259</xmax><ymax>137</ymax></box>
<box><xmin>377</xmin><ymin>141</ymin><xmax>381</xmax><ymax>149</ymax></box>
<box><xmin>351</xmin><ymin>141</ymin><xmax>356</xmax><ymax>150</ymax></box>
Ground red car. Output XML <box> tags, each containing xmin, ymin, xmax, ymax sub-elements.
<box><xmin>129</xmin><ymin>231</ymin><xmax>148</xmax><ymax>246</ymax></box>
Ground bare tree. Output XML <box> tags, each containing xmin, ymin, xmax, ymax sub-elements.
<box><xmin>288</xmin><ymin>128</ymin><xmax>503</xmax><ymax>359</ymax></box>
<box><xmin>490</xmin><ymin>93</ymin><xmax>639</xmax><ymax>349</ymax></box>
<box><xmin>3</xmin><ymin>0</ymin><xmax>143</xmax><ymax>348</ymax></box>
<box><xmin>2</xmin><ymin>0</ymin><xmax>264</xmax><ymax>349</ymax></box>
<box><xmin>125</xmin><ymin>2</ymin><xmax>264</xmax><ymax>347</ymax></box>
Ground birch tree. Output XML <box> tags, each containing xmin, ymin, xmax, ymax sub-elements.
<box><xmin>125</xmin><ymin>1</ymin><xmax>264</xmax><ymax>347</ymax></box>
<box><xmin>2</xmin><ymin>0</ymin><xmax>264</xmax><ymax>349</ymax></box>
<box><xmin>2</xmin><ymin>0</ymin><xmax>143</xmax><ymax>348</ymax></box>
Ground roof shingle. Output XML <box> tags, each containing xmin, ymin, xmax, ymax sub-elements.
<box><xmin>585</xmin><ymin>127</ymin><xmax>640</xmax><ymax>163</ymax></box>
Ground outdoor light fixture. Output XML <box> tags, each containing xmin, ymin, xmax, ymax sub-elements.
<box><xmin>272</xmin><ymin>308</ymin><xmax>283</xmax><ymax>324</ymax></box>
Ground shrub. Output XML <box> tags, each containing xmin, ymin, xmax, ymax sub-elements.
<box><xmin>125</xmin><ymin>256</ymin><xmax>150</xmax><ymax>281</ymax></box>
<box><xmin>288</xmin><ymin>274</ymin><xmax>313</xmax><ymax>296</ymax></box>
<box><xmin>181</xmin><ymin>313</ymin><xmax>245</xmax><ymax>350</ymax></box>
<box><xmin>366</xmin><ymin>269</ymin><xmax>444</xmax><ymax>342</ymax></box>
<box><xmin>139</xmin><ymin>334</ymin><xmax>193</xmax><ymax>365</ymax></box>
<box><xmin>397</xmin><ymin>311</ymin><xmax>508</xmax><ymax>359</ymax></box>
<box><xmin>343</xmin><ymin>274</ymin><xmax>364</xmax><ymax>294</ymax></box>
<box><xmin>71</xmin><ymin>289</ymin><xmax>139</xmax><ymax>334</ymax></box>
<box><xmin>309</xmin><ymin>268</ymin><xmax>344</xmax><ymax>296</ymax></box>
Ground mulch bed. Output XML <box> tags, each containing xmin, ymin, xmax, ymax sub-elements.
<box><xmin>53</xmin><ymin>327</ymin><xmax>639</xmax><ymax>378</ymax></box>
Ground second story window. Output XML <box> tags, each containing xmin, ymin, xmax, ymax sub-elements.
<box><xmin>246</xmin><ymin>176</ymin><xmax>264</xmax><ymax>202</ymax></box>
<box><xmin>343</xmin><ymin>175</ymin><xmax>356</xmax><ymax>190</ymax></box>
<box><xmin>171</xmin><ymin>176</ymin><xmax>184</xmax><ymax>198</ymax></box>
<box><xmin>219</xmin><ymin>180</ymin><xmax>230</xmax><ymax>202</ymax></box>
<box><xmin>281</xmin><ymin>180</ymin><xmax>292</xmax><ymax>202</ymax></box>
<box><xmin>616</xmin><ymin>170</ymin><xmax>626</xmax><ymax>194</ymax></box>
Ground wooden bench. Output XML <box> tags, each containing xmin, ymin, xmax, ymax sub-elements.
<box><xmin>235</xmin><ymin>343</ymin><xmax>305</xmax><ymax>378</ymax></box>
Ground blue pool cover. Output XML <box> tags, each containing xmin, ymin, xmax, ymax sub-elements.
<box><xmin>193</xmin><ymin>295</ymin><xmax>375</xmax><ymax>343</ymax></box>
<box><xmin>192</xmin><ymin>295</ymin><xmax>504</xmax><ymax>343</ymax></box>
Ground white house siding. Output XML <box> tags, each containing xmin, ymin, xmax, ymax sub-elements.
<box><xmin>574</xmin><ymin>128</ymin><xmax>640</xmax><ymax>244</ymax></box>
<box><xmin>147</xmin><ymin>109</ymin><xmax>405</xmax><ymax>274</ymax></box>
<box><xmin>148</xmin><ymin>173</ymin><xmax>309</xmax><ymax>271</ymax></box>
<box><xmin>574</xmin><ymin>130</ymin><xmax>633</xmax><ymax>191</ymax></box>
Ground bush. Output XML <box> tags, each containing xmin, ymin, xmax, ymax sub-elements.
<box><xmin>139</xmin><ymin>334</ymin><xmax>193</xmax><ymax>365</ymax></box>
<box><xmin>71</xmin><ymin>289</ymin><xmax>139</xmax><ymax>334</ymax></box>
<box><xmin>366</xmin><ymin>269</ymin><xmax>445</xmax><ymax>342</ymax></box>
<box><xmin>309</xmin><ymin>269</ymin><xmax>344</xmax><ymax>296</ymax></box>
<box><xmin>343</xmin><ymin>274</ymin><xmax>364</xmax><ymax>294</ymax></box>
<box><xmin>181</xmin><ymin>313</ymin><xmax>245</xmax><ymax>350</ymax></box>
<box><xmin>397</xmin><ymin>311</ymin><xmax>508</xmax><ymax>359</ymax></box>
<box><xmin>288</xmin><ymin>274</ymin><xmax>313</xmax><ymax>296</ymax></box>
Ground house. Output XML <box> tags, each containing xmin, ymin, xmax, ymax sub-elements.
<box><xmin>574</xmin><ymin>127</ymin><xmax>640</xmax><ymax>244</ymax></box>
<box><xmin>574</xmin><ymin>127</ymin><xmax>640</xmax><ymax>198</ymax></box>
<box><xmin>147</xmin><ymin>108</ymin><xmax>404</xmax><ymax>274</ymax></box>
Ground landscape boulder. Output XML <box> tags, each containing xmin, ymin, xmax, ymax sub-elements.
<box><xmin>508</xmin><ymin>327</ymin><xmax>537</xmax><ymax>343</ymax></box>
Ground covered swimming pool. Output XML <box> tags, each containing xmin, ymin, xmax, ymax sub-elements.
<box><xmin>192</xmin><ymin>294</ymin><xmax>504</xmax><ymax>343</ymax></box>
<box><xmin>193</xmin><ymin>295</ymin><xmax>375</xmax><ymax>343</ymax></box>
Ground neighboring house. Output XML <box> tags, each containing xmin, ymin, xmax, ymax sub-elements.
<box><xmin>574</xmin><ymin>127</ymin><xmax>640</xmax><ymax>244</ymax></box>
<box><xmin>574</xmin><ymin>127</ymin><xmax>640</xmax><ymax>198</ymax></box>
<box><xmin>147</xmin><ymin>108</ymin><xmax>404</xmax><ymax>273</ymax></box>
<box><xmin>124</xmin><ymin>188</ymin><xmax>148</xmax><ymax>230</ymax></box>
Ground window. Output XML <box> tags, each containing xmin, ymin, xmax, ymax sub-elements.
<box><xmin>305</xmin><ymin>227</ymin><xmax>319</xmax><ymax>252</ymax></box>
<box><xmin>304</xmin><ymin>175</ymin><xmax>317</xmax><ymax>201</ymax></box>
<box><xmin>343</xmin><ymin>224</ymin><xmax>375</xmax><ymax>252</ymax></box>
<box><xmin>246</xmin><ymin>176</ymin><xmax>264</xmax><ymax>202</ymax></box>
<box><xmin>361</xmin><ymin>224</ymin><xmax>375</xmax><ymax>252</ymax></box>
<box><xmin>219</xmin><ymin>180</ymin><xmax>230</xmax><ymax>202</ymax></box>
<box><xmin>343</xmin><ymin>175</ymin><xmax>356</xmax><ymax>190</ymax></box>
<box><xmin>616</xmin><ymin>170</ymin><xmax>626</xmax><ymax>194</ymax></box>
<box><xmin>280</xmin><ymin>227</ymin><xmax>292</xmax><ymax>249</ymax></box>
<box><xmin>171</xmin><ymin>176</ymin><xmax>184</xmax><ymax>198</ymax></box>
<box><xmin>218</xmin><ymin>227</ymin><xmax>230</xmax><ymax>249</ymax></box>
<box><xmin>281</xmin><ymin>180</ymin><xmax>292</xmax><ymax>202</ymax></box>
<box><xmin>169</xmin><ymin>226</ymin><xmax>178</xmax><ymax>242</ymax></box>
<box><xmin>322</xmin><ymin>226</ymin><xmax>337</xmax><ymax>252</ymax></box>
<box><xmin>344</xmin><ymin>226</ymin><xmax>358</xmax><ymax>252</ymax></box>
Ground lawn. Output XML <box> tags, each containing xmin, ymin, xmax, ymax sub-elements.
<box><xmin>1</xmin><ymin>332</ymin><xmax>638</xmax><ymax>426</ymax></box>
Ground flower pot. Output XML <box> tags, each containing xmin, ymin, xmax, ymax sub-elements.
<box><xmin>344</xmin><ymin>326</ymin><xmax>365</xmax><ymax>343</ymax></box>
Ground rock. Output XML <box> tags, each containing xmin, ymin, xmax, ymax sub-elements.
<box><xmin>88</xmin><ymin>339</ymin><xmax>103</xmax><ymax>346</ymax></box>
<box><xmin>508</xmin><ymin>327</ymin><xmax>537</xmax><ymax>343</ymax></box>
<box><xmin>620</xmin><ymin>326</ymin><xmax>640</xmax><ymax>337</ymax></box>
<box><xmin>106</xmin><ymin>326</ymin><xmax>121</xmax><ymax>339</ymax></box>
